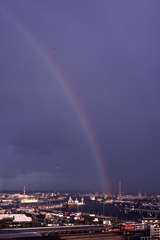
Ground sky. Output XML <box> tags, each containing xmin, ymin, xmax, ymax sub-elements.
<box><xmin>0</xmin><ymin>0</ymin><xmax>160</xmax><ymax>193</ymax></box>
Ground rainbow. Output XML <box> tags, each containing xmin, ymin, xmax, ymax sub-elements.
<box><xmin>0</xmin><ymin>7</ymin><xmax>110</xmax><ymax>192</ymax></box>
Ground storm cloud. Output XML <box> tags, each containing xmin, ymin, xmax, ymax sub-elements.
<box><xmin>0</xmin><ymin>0</ymin><xmax>160</xmax><ymax>193</ymax></box>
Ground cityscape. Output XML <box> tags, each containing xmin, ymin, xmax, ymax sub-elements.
<box><xmin>0</xmin><ymin>188</ymin><xmax>160</xmax><ymax>239</ymax></box>
<box><xmin>0</xmin><ymin>0</ymin><xmax>160</xmax><ymax>239</ymax></box>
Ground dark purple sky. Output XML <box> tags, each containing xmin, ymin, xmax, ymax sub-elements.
<box><xmin>0</xmin><ymin>0</ymin><xmax>160</xmax><ymax>193</ymax></box>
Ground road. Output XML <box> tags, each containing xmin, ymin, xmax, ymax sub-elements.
<box><xmin>61</xmin><ymin>233</ymin><xmax>124</xmax><ymax>240</ymax></box>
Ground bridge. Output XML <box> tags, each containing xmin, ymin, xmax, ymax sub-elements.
<box><xmin>0</xmin><ymin>225</ymin><xmax>107</xmax><ymax>239</ymax></box>
<box><xmin>125</xmin><ymin>207</ymin><xmax>160</xmax><ymax>214</ymax></box>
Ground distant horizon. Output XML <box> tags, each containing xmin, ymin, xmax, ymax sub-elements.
<box><xmin>0</xmin><ymin>189</ymin><xmax>159</xmax><ymax>196</ymax></box>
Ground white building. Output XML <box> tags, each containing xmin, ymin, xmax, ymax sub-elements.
<box><xmin>0</xmin><ymin>214</ymin><xmax>32</xmax><ymax>223</ymax></box>
<box><xmin>150</xmin><ymin>224</ymin><xmax>160</xmax><ymax>239</ymax></box>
